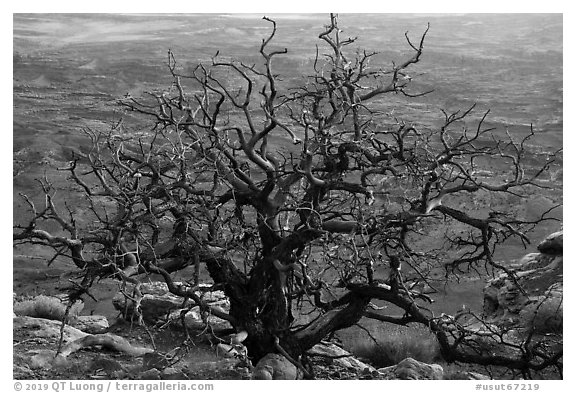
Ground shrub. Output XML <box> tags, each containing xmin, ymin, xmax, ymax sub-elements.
<box><xmin>351</xmin><ymin>325</ymin><xmax>441</xmax><ymax>368</ymax></box>
<box><xmin>13</xmin><ymin>295</ymin><xmax>83</xmax><ymax>322</ymax></box>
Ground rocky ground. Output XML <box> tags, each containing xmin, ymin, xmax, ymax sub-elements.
<box><xmin>13</xmin><ymin>231</ymin><xmax>562</xmax><ymax>380</ymax></box>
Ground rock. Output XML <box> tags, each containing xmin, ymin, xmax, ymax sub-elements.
<box><xmin>388</xmin><ymin>357</ymin><xmax>444</xmax><ymax>380</ymax></box>
<box><xmin>445</xmin><ymin>370</ymin><xmax>491</xmax><ymax>380</ymax></box>
<box><xmin>537</xmin><ymin>231</ymin><xmax>563</xmax><ymax>255</ymax></box>
<box><xmin>377</xmin><ymin>365</ymin><xmax>395</xmax><ymax>374</ymax></box>
<box><xmin>308</xmin><ymin>341</ymin><xmax>376</xmax><ymax>373</ymax></box>
<box><xmin>482</xmin><ymin>231</ymin><xmax>563</xmax><ymax>335</ymax></box>
<box><xmin>517</xmin><ymin>253</ymin><xmax>548</xmax><ymax>269</ymax></box>
<box><xmin>251</xmin><ymin>353</ymin><xmax>300</xmax><ymax>380</ymax></box>
<box><xmin>518</xmin><ymin>284</ymin><xmax>563</xmax><ymax>334</ymax></box>
<box><xmin>161</xmin><ymin>367</ymin><xmax>188</xmax><ymax>380</ymax></box>
<box><xmin>170</xmin><ymin>306</ymin><xmax>231</xmax><ymax>331</ymax></box>
<box><xmin>13</xmin><ymin>315</ymin><xmax>88</xmax><ymax>343</ymax></box>
<box><xmin>215</xmin><ymin>343</ymin><xmax>247</xmax><ymax>358</ymax></box>
<box><xmin>112</xmin><ymin>287</ymin><xmax>182</xmax><ymax>323</ymax></box>
<box><xmin>113</xmin><ymin>282</ymin><xmax>230</xmax><ymax>328</ymax></box>
<box><xmin>58</xmin><ymin>333</ymin><xmax>153</xmax><ymax>358</ymax></box>
<box><xmin>73</xmin><ymin>315</ymin><xmax>109</xmax><ymax>334</ymax></box>
<box><xmin>465</xmin><ymin>372</ymin><xmax>491</xmax><ymax>380</ymax></box>
<box><xmin>14</xmin><ymin>316</ymin><xmax>86</xmax><ymax>372</ymax></box>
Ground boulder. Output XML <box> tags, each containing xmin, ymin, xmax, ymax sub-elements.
<box><xmin>482</xmin><ymin>231</ymin><xmax>563</xmax><ymax>335</ymax></box>
<box><xmin>308</xmin><ymin>341</ymin><xmax>376</xmax><ymax>373</ymax></box>
<box><xmin>379</xmin><ymin>357</ymin><xmax>443</xmax><ymax>380</ymax></box>
<box><xmin>13</xmin><ymin>315</ymin><xmax>88</xmax><ymax>343</ymax></box>
<box><xmin>13</xmin><ymin>315</ymin><xmax>153</xmax><ymax>374</ymax></box>
<box><xmin>251</xmin><ymin>353</ymin><xmax>301</xmax><ymax>380</ymax></box>
<box><xmin>73</xmin><ymin>315</ymin><xmax>109</xmax><ymax>334</ymax></box>
<box><xmin>58</xmin><ymin>333</ymin><xmax>154</xmax><ymax>358</ymax></box>
<box><xmin>113</xmin><ymin>282</ymin><xmax>230</xmax><ymax>329</ymax></box>
<box><xmin>112</xmin><ymin>283</ymin><xmax>183</xmax><ymax>323</ymax></box>
<box><xmin>168</xmin><ymin>306</ymin><xmax>231</xmax><ymax>331</ymax></box>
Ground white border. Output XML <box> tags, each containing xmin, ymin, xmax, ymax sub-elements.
<box><xmin>5</xmin><ymin>1</ymin><xmax>571</xmax><ymax>388</ymax></box>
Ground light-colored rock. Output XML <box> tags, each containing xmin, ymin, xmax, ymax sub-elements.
<box><xmin>169</xmin><ymin>306</ymin><xmax>231</xmax><ymax>331</ymax></box>
<box><xmin>216</xmin><ymin>343</ymin><xmax>247</xmax><ymax>358</ymax></box>
<box><xmin>308</xmin><ymin>341</ymin><xmax>376</xmax><ymax>373</ymax></box>
<box><xmin>445</xmin><ymin>370</ymin><xmax>491</xmax><ymax>380</ymax></box>
<box><xmin>113</xmin><ymin>282</ymin><xmax>230</xmax><ymax>328</ymax></box>
<box><xmin>59</xmin><ymin>333</ymin><xmax>154</xmax><ymax>358</ymax></box>
<box><xmin>377</xmin><ymin>365</ymin><xmax>395</xmax><ymax>374</ymax></box>
<box><xmin>13</xmin><ymin>315</ymin><xmax>88</xmax><ymax>343</ymax></box>
<box><xmin>73</xmin><ymin>315</ymin><xmax>109</xmax><ymax>334</ymax></box>
<box><xmin>466</xmin><ymin>372</ymin><xmax>491</xmax><ymax>380</ymax></box>
<box><xmin>113</xmin><ymin>290</ymin><xmax>182</xmax><ymax>323</ymax></box>
<box><xmin>387</xmin><ymin>357</ymin><xmax>444</xmax><ymax>380</ymax></box>
<box><xmin>14</xmin><ymin>316</ymin><xmax>85</xmax><ymax>371</ymax></box>
<box><xmin>483</xmin><ymin>232</ymin><xmax>563</xmax><ymax>335</ymax></box>
<box><xmin>251</xmin><ymin>353</ymin><xmax>300</xmax><ymax>380</ymax></box>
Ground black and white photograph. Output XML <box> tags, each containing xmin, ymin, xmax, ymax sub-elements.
<box><xmin>10</xmin><ymin>2</ymin><xmax>566</xmax><ymax>385</ymax></box>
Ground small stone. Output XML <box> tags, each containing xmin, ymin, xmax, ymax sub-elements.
<box><xmin>467</xmin><ymin>372</ymin><xmax>491</xmax><ymax>380</ymax></box>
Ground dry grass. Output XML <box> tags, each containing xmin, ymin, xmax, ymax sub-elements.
<box><xmin>351</xmin><ymin>324</ymin><xmax>441</xmax><ymax>368</ymax></box>
<box><xmin>13</xmin><ymin>295</ymin><xmax>83</xmax><ymax>322</ymax></box>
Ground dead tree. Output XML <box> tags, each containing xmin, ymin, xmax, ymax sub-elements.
<box><xmin>14</xmin><ymin>14</ymin><xmax>562</xmax><ymax>375</ymax></box>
